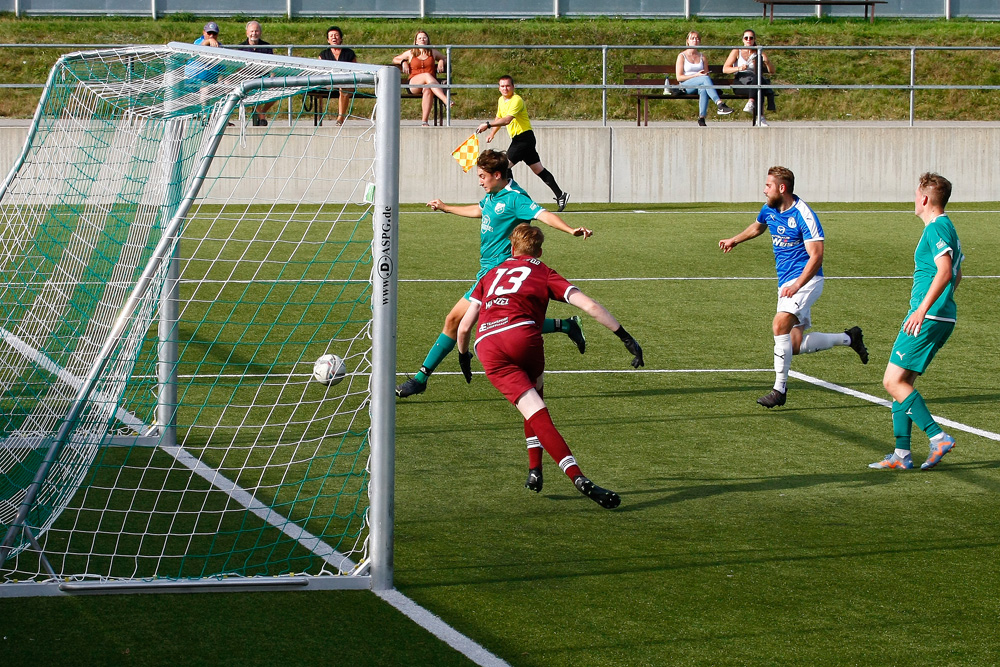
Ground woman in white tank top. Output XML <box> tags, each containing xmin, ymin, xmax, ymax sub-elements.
<box><xmin>674</xmin><ymin>31</ymin><xmax>734</xmax><ymax>126</ymax></box>
<box><xmin>724</xmin><ymin>29</ymin><xmax>776</xmax><ymax>126</ymax></box>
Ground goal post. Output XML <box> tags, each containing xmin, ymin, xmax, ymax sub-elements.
<box><xmin>0</xmin><ymin>43</ymin><xmax>399</xmax><ymax>594</ymax></box>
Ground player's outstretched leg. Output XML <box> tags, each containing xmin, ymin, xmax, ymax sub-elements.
<box><xmin>845</xmin><ymin>326</ymin><xmax>869</xmax><ymax>364</ymax></box>
<box><xmin>397</xmin><ymin>333</ymin><xmax>456</xmax><ymax>398</ymax></box>
<box><xmin>573</xmin><ymin>475</ymin><xmax>621</xmax><ymax>509</ymax></box>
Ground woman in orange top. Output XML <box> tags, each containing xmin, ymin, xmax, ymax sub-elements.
<box><xmin>393</xmin><ymin>30</ymin><xmax>451</xmax><ymax>125</ymax></box>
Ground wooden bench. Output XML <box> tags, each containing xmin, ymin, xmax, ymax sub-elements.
<box><xmin>302</xmin><ymin>88</ymin><xmax>375</xmax><ymax>126</ymax></box>
<box><xmin>393</xmin><ymin>62</ymin><xmax>449</xmax><ymax>126</ymax></box>
<box><xmin>302</xmin><ymin>61</ymin><xmax>450</xmax><ymax>127</ymax></box>
<box><xmin>754</xmin><ymin>0</ymin><xmax>887</xmax><ymax>23</ymax></box>
<box><xmin>625</xmin><ymin>64</ymin><xmax>741</xmax><ymax>126</ymax></box>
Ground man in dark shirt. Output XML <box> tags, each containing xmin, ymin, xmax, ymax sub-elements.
<box><xmin>238</xmin><ymin>20</ymin><xmax>276</xmax><ymax>126</ymax></box>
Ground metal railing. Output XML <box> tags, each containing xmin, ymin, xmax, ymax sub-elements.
<box><xmin>3</xmin><ymin>0</ymin><xmax>998</xmax><ymax>20</ymax></box>
<box><xmin>2</xmin><ymin>43</ymin><xmax>999</xmax><ymax>127</ymax></box>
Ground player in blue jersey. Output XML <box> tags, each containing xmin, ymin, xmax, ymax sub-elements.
<box><xmin>719</xmin><ymin>166</ymin><xmax>868</xmax><ymax>408</ymax></box>
<box><xmin>396</xmin><ymin>150</ymin><xmax>592</xmax><ymax>399</ymax></box>
<box><xmin>870</xmin><ymin>173</ymin><xmax>962</xmax><ymax>471</ymax></box>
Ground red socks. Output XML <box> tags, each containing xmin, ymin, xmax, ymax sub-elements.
<box><xmin>526</xmin><ymin>408</ymin><xmax>582</xmax><ymax>479</ymax></box>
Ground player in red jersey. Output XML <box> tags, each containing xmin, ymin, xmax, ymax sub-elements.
<box><xmin>456</xmin><ymin>224</ymin><xmax>643</xmax><ymax>509</ymax></box>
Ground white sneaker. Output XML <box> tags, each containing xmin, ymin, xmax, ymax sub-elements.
<box><xmin>758</xmin><ymin>113</ymin><xmax>769</xmax><ymax>127</ymax></box>
<box><xmin>743</xmin><ymin>99</ymin><xmax>755</xmax><ymax>113</ymax></box>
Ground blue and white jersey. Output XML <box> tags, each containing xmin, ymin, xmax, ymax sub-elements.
<box><xmin>756</xmin><ymin>197</ymin><xmax>824</xmax><ymax>286</ymax></box>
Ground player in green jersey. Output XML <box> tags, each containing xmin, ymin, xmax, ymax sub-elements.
<box><xmin>870</xmin><ymin>173</ymin><xmax>963</xmax><ymax>471</ymax></box>
<box><xmin>396</xmin><ymin>150</ymin><xmax>592</xmax><ymax>398</ymax></box>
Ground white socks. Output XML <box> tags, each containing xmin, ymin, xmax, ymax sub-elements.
<box><xmin>773</xmin><ymin>333</ymin><xmax>792</xmax><ymax>392</ymax></box>
<box><xmin>799</xmin><ymin>332</ymin><xmax>850</xmax><ymax>355</ymax></box>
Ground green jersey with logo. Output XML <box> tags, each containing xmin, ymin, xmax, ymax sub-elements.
<box><xmin>477</xmin><ymin>180</ymin><xmax>542</xmax><ymax>272</ymax></box>
<box><xmin>910</xmin><ymin>214</ymin><xmax>962</xmax><ymax>322</ymax></box>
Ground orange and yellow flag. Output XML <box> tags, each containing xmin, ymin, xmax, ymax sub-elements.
<box><xmin>451</xmin><ymin>134</ymin><xmax>480</xmax><ymax>173</ymax></box>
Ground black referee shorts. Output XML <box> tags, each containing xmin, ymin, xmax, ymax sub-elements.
<box><xmin>506</xmin><ymin>130</ymin><xmax>541</xmax><ymax>167</ymax></box>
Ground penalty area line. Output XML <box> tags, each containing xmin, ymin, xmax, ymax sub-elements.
<box><xmin>375</xmin><ymin>589</ymin><xmax>511</xmax><ymax>667</ymax></box>
<box><xmin>789</xmin><ymin>370</ymin><xmax>1000</xmax><ymax>442</ymax></box>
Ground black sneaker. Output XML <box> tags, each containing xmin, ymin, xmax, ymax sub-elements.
<box><xmin>525</xmin><ymin>467</ymin><xmax>543</xmax><ymax>493</ymax></box>
<box><xmin>395</xmin><ymin>376</ymin><xmax>427</xmax><ymax>398</ymax></box>
<box><xmin>697</xmin><ymin>117</ymin><xmax>707</xmax><ymax>127</ymax></box>
<box><xmin>757</xmin><ymin>388</ymin><xmax>786</xmax><ymax>408</ymax></box>
<box><xmin>574</xmin><ymin>475</ymin><xmax>621</xmax><ymax>509</ymax></box>
<box><xmin>258</xmin><ymin>117</ymin><xmax>268</xmax><ymax>127</ymax></box>
<box><xmin>565</xmin><ymin>315</ymin><xmax>586</xmax><ymax>354</ymax></box>
<box><xmin>556</xmin><ymin>191</ymin><xmax>570</xmax><ymax>212</ymax></box>
<box><xmin>845</xmin><ymin>326</ymin><xmax>869</xmax><ymax>364</ymax></box>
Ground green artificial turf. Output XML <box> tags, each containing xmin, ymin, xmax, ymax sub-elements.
<box><xmin>3</xmin><ymin>204</ymin><xmax>999</xmax><ymax>665</ymax></box>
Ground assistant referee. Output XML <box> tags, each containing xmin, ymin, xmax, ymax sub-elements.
<box><xmin>477</xmin><ymin>75</ymin><xmax>569</xmax><ymax>212</ymax></box>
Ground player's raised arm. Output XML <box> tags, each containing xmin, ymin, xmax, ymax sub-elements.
<box><xmin>566</xmin><ymin>290</ymin><xmax>643</xmax><ymax>368</ymax></box>
<box><xmin>719</xmin><ymin>221</ymin><xmax>767</xmax><ymax>252</ymax></box>
<box><xmin>535</xmin><ymin>210</ymin><xmax>592</xmax><ymax>239</ymax></box>
<box><xmin>426</xmin><ymin>199</ymin><xmax>482</xmax><ymax>218</ymax></box>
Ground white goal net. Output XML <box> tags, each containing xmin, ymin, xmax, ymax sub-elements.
<box><xmin>0</xmin><ymin>43</ymin><xmax>400</xmax><ymax>593</ymax></box>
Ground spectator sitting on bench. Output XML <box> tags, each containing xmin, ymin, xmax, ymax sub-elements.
<box><xmin>393</xmin><ymin>30</ymin><xmax>451</xmax><ymax>127</ymax></box>
<box><xmin>724</xmin><ymin>29</ymin><xmax>776</xmax><ymax>127</ymax></box>
<box><xmin>676</xmin><ymin>31</ymin><xmax>734</xmax><ymax>127</ymax></box>
<box><xmin>239</xmin><ymin>20</ymin><xmax>277</xmax><ymax>126</ymax></box>
<box><xmin>318</xmin><ymin>25</ymin><xmax>357</xmax><ymax>125</ymax></box>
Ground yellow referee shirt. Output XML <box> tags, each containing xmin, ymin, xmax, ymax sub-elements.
<box><xmin>496</xmin><ymin>94</ymin><xmax>532</xmax><ymax>138</ymax></box>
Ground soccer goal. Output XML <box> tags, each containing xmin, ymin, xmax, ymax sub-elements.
<box><xmin>0</xmin><ymin>43</ymin><xmax>400</xmax><ymax>595</ymax></box>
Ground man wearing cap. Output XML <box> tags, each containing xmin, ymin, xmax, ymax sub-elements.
<box><xmin>195</xmin><ymin>22</ymin><xmax>221</xmax><ymax>47</ymax></box>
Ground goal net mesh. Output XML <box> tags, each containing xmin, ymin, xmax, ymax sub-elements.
<box><xmin>0</xmin><ymin>44</ymin><xmax>387</xmax><ymax>585</ymax></box>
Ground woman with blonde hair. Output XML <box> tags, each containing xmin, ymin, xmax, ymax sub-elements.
<box><xmin>393</xmin><ymin>30</ymin><xmax>451</xmax><ymax>126</ymax></box>
<box><xmin>675</xmin><ymin>31</ymin><xmax>734</xmax><ymax>127</ymax></box>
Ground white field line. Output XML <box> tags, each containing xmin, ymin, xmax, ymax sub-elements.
<box><xmin>375</xmin><ymin>589</ymin><xmax>512</xmax><ymax>667</ymax></box>
<box><xmin>788</xmin><ymin>370</ymin><xmax>1000</xmax><ymax>442</ymax></box>
<box><xmin>399</xmin><ymin>367</ymin><xmax>1000</xmax><ymax>442</ymax></box>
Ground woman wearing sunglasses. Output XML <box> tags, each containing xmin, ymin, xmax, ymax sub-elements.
<box><xmin>724</xmin><ymin>30</ymin><xmax>776</xmax><ymax>126</ymax></box>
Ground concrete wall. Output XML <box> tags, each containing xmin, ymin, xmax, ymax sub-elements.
<box><xmin>3</xmin><ymin>124</ymin><xmax>999</xmax><ymax>204</ymax></box>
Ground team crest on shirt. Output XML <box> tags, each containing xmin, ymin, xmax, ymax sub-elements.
<box><xmin>494</xmin><ymin>202</ymin><xmax>506</xmax><ymax>214</ymax></box>
<box><xmin>788</xmin><ymin>220</ymin><xmax>797</xmax><ymax>228</ymax></box>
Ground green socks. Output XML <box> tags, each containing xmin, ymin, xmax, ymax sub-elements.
<box><xmin>891</xmin><ymin>401</ymin><xmax>912</xmax><ymax>451</ymax></box>
<box><xmin>415</xmin><ymin>333</ymin><xmax>456</xmax><ymax>383</ymax></box>
<box><xmin>899</xmin><ymin>390</ymin><xmax>943</xmax><ymax>439</ymax></box>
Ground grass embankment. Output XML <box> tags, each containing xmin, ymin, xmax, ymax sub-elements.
<box><xmin>1</xmin><ymin>16</ymin><xmax>999</xmax><ymax>119</ymax></box>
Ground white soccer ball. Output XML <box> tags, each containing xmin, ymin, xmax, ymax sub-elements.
<box><xmin>312</xmin><ymin>354</ymin><xmax>347</xmax><ymax>386</ymax></box>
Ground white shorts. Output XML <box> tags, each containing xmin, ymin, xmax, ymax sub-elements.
<box><xmin>776</xmin><ymin>275</ymin><xmax>823</xmax><ymax>330</ymax></box>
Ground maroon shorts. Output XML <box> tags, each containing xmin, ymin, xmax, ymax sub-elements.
<box><xmin>475</xmin><ymin>327</ymin><xmax>545</xmax><ymax>405</ymax></box>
